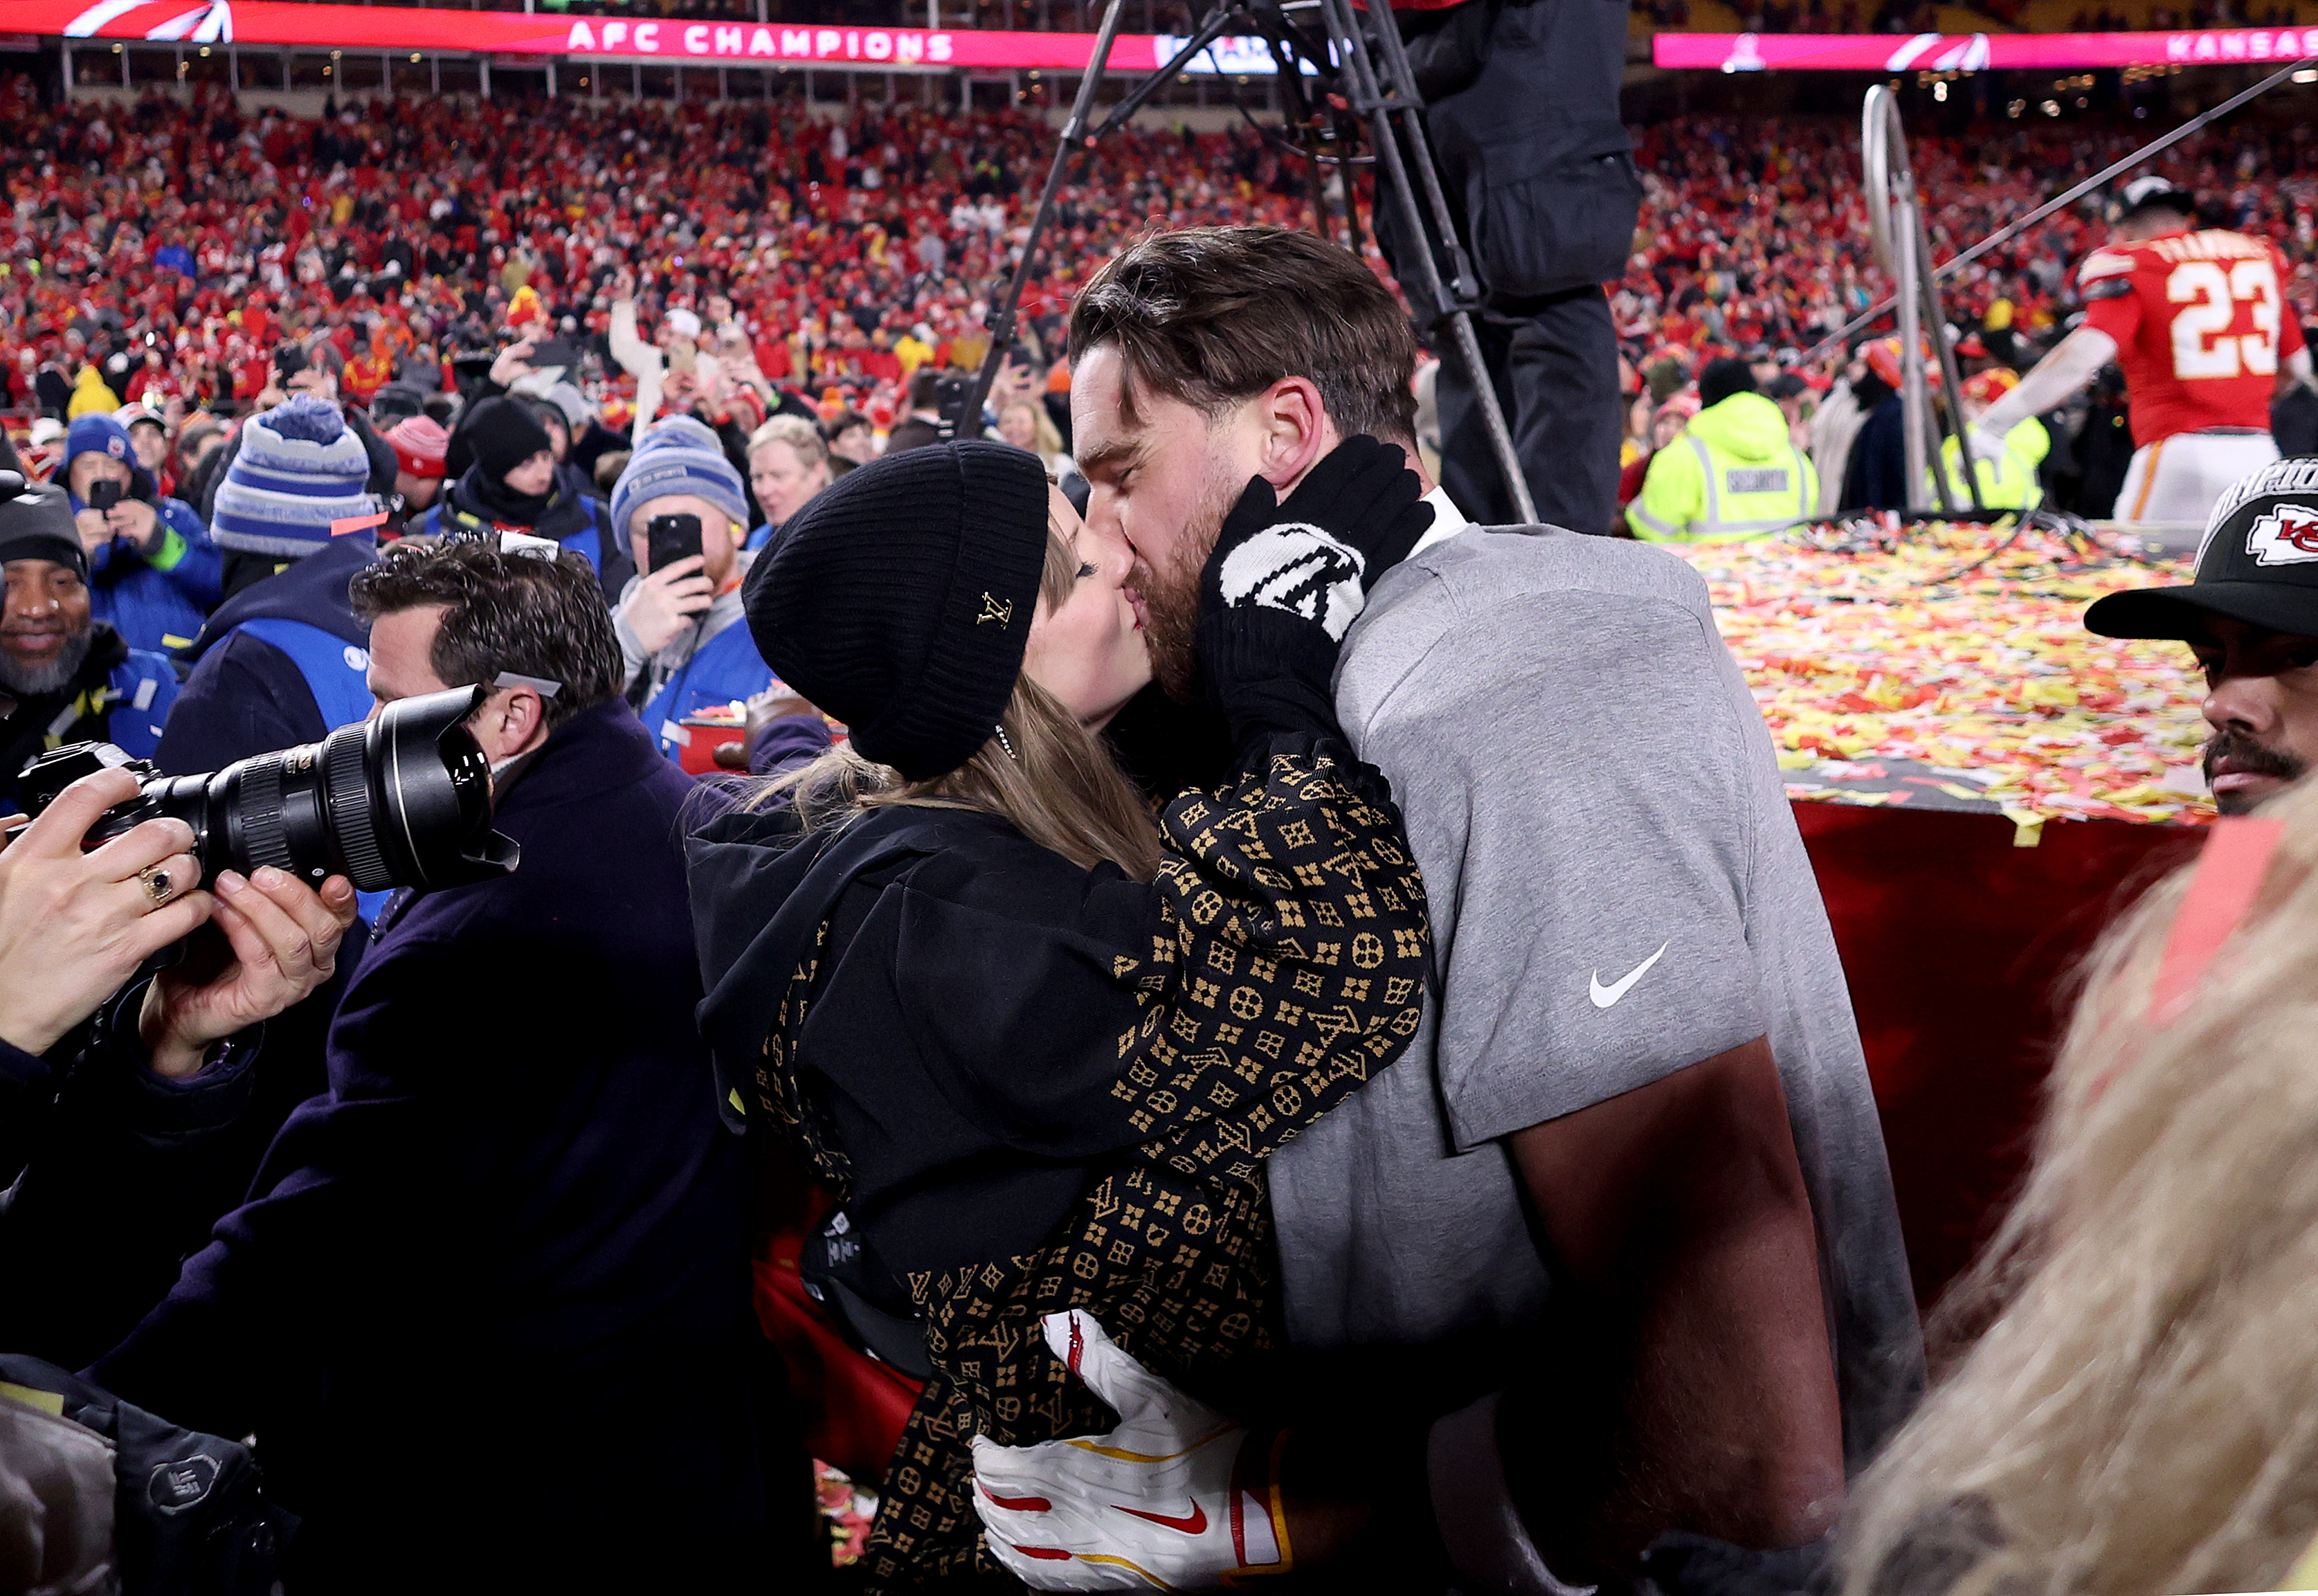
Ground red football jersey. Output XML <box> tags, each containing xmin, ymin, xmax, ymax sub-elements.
<box><xmin>2077</xmin><ymin>228</ymin><xmax>2303</xmax><ymax>448</ymax></box>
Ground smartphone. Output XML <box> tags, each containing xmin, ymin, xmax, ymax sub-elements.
<box><xmin>646</xmin><ymin>512</ymin><xmax>704</xmax><ymax>575</ymax></box>
<box><xmin>667</xmin><ymin>341</ymin><xmax>698</xmax><ymax>377</ymax></box>
<box><xmin>88</xmin><ymin>479</ymin><xmax>122</xmax><ymax>513</ymax></box>
<box><xmin>273</xmin><ymin>344</ymin><xmax>307</xmax><ymax>379</ymax></box>
<box><xmin>530</xmin><ymin>337</ymin><xmax>579</xmax><ymax>370</ymax></box>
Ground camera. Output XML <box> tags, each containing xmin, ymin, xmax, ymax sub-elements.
<box><xmin>13</xmin><ymin>686</ymin><xmax>520</xmax><ymax>894</ymax></box>
<box><xmin>932</xmin><ymin>372</ymin><xmax>978</xmax><ymax>441</ymax></box>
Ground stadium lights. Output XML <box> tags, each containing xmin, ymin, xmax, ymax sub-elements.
<box><xmin>2041</xmin><ymin>98</ymin><xmax>2060</xmax><ymax>114</ymax></box>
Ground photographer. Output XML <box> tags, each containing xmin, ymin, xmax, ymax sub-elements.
<box><xmin>1</xmin><ymin>484</ymin><xmax>179</xmax><ymax>807</ymax></box>
<box><xmin>608</xmin><ymin>418</ymin><xmax>782</xmax><ymax>763</ymax></box>
<box><xmin>89</xmin><ymin>537</ymin><xmax>797</xmax><ymax>1592</ymax></box>
<box><xmin>0</xmin><ymin>761</ymin><xmax>357</xmax><ymax>1370</ymax></box>
<box><xmin>61</xmin><ymin>414</ymin><xmax>221</xmax><ymax>658</ymax></box>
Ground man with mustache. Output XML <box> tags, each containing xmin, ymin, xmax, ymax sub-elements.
<box><xmin>2088</xmin><ymin>455</ymin><xmax>2318</xmax><ymax>815</ymax></box>
<box><xmin>0</xmin><ymin>479</ymin><xmax>179</xmax><ymax>809</ymax></box>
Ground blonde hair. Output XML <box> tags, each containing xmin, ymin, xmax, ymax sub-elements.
<box><xmin>1001</xmin><ymin>397</ymin><xmax>1066</xmax><ymax>462</ymax></box>
<box><xmin>1839</xmin><ymin>777</ymin><xmax>2318</xmax><ymax>1596</ymax></box>
<box><xmin>749</xmin><ymin>412</ymin><xmax>830</xmax><ymax>471</ymax></box>
<box><xmin>763</xmin><ymin>520</ymin><xmax>1161</xmax><ymax>880</ymax></box>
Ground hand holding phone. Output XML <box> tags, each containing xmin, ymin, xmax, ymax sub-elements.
<box><xmin>88</xmin><ymin>480</ymin><xmax>123</xmax><ymax>514</ymax></box>
<box><xmin>624</xmin><ymin>552</ymin><xmax>714</xmax><ymax>658</ymax></box>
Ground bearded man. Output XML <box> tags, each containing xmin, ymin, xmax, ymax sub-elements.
<box><xmin>0</xmin><ymin>480</ymin><xmax>179</xmax><ymax>807</ymax></box>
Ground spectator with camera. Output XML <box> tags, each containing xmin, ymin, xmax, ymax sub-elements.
<box><xmin>89</xmin><ymin>536</ymin><xmax>804</xmax><ymax>1592</ymax></box>
<box><xmin>60</xmin><ymin>413</ymin><xmax>221</xmax><ymax>659</ymax></box>
<box><xmin>609</xmin><ymin>417</ymin><xmax>783</xmax><ymax>764</ymax></box>
<box><xmin>158</xmin><ymin>397</ymin><xmax>383</xmax><ymax>779</ymax></box>
<box><xmin>0</xmin><ymin>482</ymin><xmax>179</xmax><ymax>807</ymax></box>
<box><xmin>742</xmin><ymin>415</ymin><xmax>833</xmax><ymax>554</ymax></box>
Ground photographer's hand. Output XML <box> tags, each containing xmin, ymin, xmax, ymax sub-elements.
<box><xmin>0</xmin><ymin>770</ymin><xmax>210</xmax><ymax>1058</ymax></box>
<box><xmin>622</xmin><ymin>553</ymin><xmax>715</xmax><ymax>657</ymax></box>
<box><xmin>138</xmin><ymin>868</ymin><xmax>357</xmax><ymax>1079</ymax></box>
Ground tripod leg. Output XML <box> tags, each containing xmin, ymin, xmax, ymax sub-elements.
<box><xmin>1448</xmin><ymin>309</ymin><xmax>1539</xmax><ymax>527</ymax></box>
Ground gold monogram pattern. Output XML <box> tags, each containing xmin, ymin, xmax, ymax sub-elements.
<box><xmin>752</xmin><ymin>751</ymin><xmax>1429</xmax><ymax>1592</ymax></box>
<box><xmin>976</xmin><ymin>592</ymin><xmax>1014</xmax><ymax>627</ymax></box>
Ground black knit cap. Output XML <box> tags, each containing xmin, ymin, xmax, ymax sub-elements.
<box><xmin>462</xmin><ymin>396</ymin><xmax>554</xmax><ymax>482</ymax></box>
<box><xmin>0</xmin><ymin>481</ymin><xmax>89</xmax><ymax>582</ymax></box>
<box><xmin>746</xmin><ymin>439</ymin><xmax>1049</xmax><ymax>781</ymax></box>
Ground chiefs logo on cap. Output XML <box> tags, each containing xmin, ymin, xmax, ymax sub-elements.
<box><xmin>2244</xmin><ymin>505</ymin><xmax>2318</xmax><ymax>568</ymax></box>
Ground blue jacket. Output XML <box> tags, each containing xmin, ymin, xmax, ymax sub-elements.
<box><xmin>157</xmin><ymin>536</ymin><xmax>377</xmax><ymax>779</ymax></box>
<box><xmin>91</xmin><ymin>700</ymin><xmax>783</xmax><ymax>1590</ymax></box>
<box><xmin>639</xmin><ymin>613</ymin><xmax>779</xmax><ymax>764</ymax></box>
<box><xmin>75</xmin><ymin>490</ymin><xmax>221</xmax><ymax>657</ymax></box>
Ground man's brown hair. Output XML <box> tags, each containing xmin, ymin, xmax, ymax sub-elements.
<box><xmin>349</xmin><ymin>538</ymin><xmax>622</xmax><ymax>731</ymax></box>
<box><xmin>1068</xmin><ymin>226</ymin><xmax>1419</xmax><ymax>443</ymax></box>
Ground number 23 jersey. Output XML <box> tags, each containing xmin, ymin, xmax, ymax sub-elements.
<box><xmin>2078</xmin><ymin>226</ymin><xmax>2303</xmax><ymax>447</ymax></box>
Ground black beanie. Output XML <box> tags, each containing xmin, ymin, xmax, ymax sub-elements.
<box><xmin>746</xmin><ymin>440</ymin><xmax>1049</xmax><ymax>782</ymax></box>
<box><xmin>0</xmin><ymin>482</ymin><xmax>90</xmax><ymax>582</ymax></box>
<box><xmin>463</xmin><ymin>397</ymin><xmax>554</xmax><ymax>482</ymax></box>
<box><xmin>1699</xmin><ymin>356</ymin><xmax>1757</xmax><ymax>411</ymax></box>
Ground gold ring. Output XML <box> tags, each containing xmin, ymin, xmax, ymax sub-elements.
<box><xmin>139</xmin><ymin>864</ymin><xmax>174</xmax><ymax>907</ymax></box>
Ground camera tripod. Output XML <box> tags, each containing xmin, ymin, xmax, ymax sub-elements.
<box><xmin>957</xmin><ymin>0</ymin><xmax>1540</xmax><ymax>526</ymax></box>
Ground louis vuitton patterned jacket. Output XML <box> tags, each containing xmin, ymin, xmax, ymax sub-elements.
<box><xmin>688</xmin><ymin>727</ymin><xmax>1431</xmax><ymax>1591</ymax></box>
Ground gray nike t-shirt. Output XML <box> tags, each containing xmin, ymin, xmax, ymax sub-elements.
<box><xmin>1268</xmin><ymin>526</ymin><xmax>1925</xmax><ymax>1467</ymax></box>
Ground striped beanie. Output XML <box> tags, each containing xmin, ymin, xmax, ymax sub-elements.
<box><xmin>211</xmin><ymin>396</ymin><xmax>378</xmax><ymax>559</ymax></box>
<box><xmin>608</xmin><ymin>415</ymin><xmax>748</xmax><ymax>541</ymax></box>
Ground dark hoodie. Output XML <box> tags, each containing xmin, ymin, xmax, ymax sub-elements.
<box><xmin>686</xmin><ymin>699</ymin><xmax>1433</xmax><ymax>1587</ymax></box>
<box><xmin>155</xmin><ymin>534</ymin><xmax>374</xmax><ymax>777</ymax></box>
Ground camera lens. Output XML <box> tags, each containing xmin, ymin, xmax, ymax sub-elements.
<box><xmin>202</xmin><ymin>684</ymin><xmax>516</xmax><ymax>893</ymax></box>
<box><xmin>24</xmin><ymin>685</ymin><xmax>519</xmax><ymax>895</ymax></box>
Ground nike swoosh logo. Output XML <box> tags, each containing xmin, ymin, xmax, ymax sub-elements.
<box><xmin>1590</xmin><ymin>942</ymin><xmax>1670</xmax><ymax>1009</ymax></box>
<box><xmin>1112</xmin><ymin>1500</ymin><xmax>1208</xmax><ymax>1535</ymax></box>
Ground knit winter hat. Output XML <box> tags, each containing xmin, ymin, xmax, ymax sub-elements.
<box><xmin>0</xmin><ymin>480</ymin><xmax>89</xmax><ymax>582</ymax></box>
<box><xmin>746</xmin><ymin>439</ymin><xmax>1049</xmax><ymax>782</ymax></box>
<box><xmin>386</xmin><ymin>415</ymin><xmax>449</xmax><ymax>480</ymax></box>
<box><xmin>63</xmin><ymin>412</ymin><xmax>135</xmax><ymax>471</ymax></box>
<box><xmin>609</xmin><ymin>415</ymin><xmax>749</xmax><ymax>540</ymax></box>
<box><xmin>462</xmin><ymin>396</ymin><xmax>554</xmax><ymax>484</ymax></box>
<box><xmin>210</xmin><ymin>395</ymin><xmax>379</xmax><ymax>559</ymax></box>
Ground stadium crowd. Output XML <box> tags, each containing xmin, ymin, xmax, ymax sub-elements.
<box><xmin>17</xmin><ymin>46</ymin><xmax>2318</xmax><ymax>1596</ymax></box>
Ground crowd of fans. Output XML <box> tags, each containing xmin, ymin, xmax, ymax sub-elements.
<box><xmin>8</xmin><ymin>82</ymin><xmax>2318</xmax><ymax>536</ymax></box>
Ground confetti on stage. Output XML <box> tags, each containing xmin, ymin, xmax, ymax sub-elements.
<box><xmin>1674</xmin><ymin>521</ymin><xmax>2217</xmax><ymax>830</ymax></box>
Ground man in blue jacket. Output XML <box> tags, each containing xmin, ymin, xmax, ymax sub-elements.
<box><xmin>91</xmin><ymin>537</ymin><xmax>804</xmax><ymax>1592</ymax></box>
<box><xmin>156</xmin><ymin>397</ymin><xmax>381</xmax><ymax>778</ymax></box>
<box><xmin>0</xmin><ymin>482</ymin><xmax>179</xmax><ymax>806</ymax></box>
<box><xmin>608</xmin><ymin>417</ymin><xmax>780</xmax><ymax>763</ymax></box>
<box><xmin>61</xmin><ymin>412</ymin><xmax>221</xmax><ymax>656</ymax></box>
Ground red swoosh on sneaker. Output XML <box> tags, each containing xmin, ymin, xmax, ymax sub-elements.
<box><xmin>981</xmin><ymin>1485</ymin><xmax>1053</xmax><ymax>1512</ymax></box>
<box><xmin>1112</xmin><ymin>1500</ymin><xmax>1208</xmax><ymax>1535</ymax></box>
<box><xmin>1008</xmin><ymin>1544</ymin><xmax>1074</xmax><ymax>1561</ymax></box>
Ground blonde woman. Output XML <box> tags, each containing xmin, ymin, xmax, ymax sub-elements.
<box><xmin>1835</xmin><ymin>778</ymin><xmax>2318</xmax><ymax>1596</ymax></box>
<box><xmin>689</xmin><ymin>437</ymin><xmax>1433</xmax><ymax>1590</ymax></box>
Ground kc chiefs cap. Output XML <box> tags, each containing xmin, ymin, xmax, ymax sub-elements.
<box><xmin>2087</xmin><ymin>457</ymin><xmax>2318</xmax><ymax>640</ymax></box>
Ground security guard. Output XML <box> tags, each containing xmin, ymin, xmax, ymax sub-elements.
<box><xmin>1933</xmin><ymin>368</ymin><xmax>2048</xmax><ymax>514</ymax></box>
<box><xmin>1627</xmin><ymin>358</ymin><xmax>1817</xmax><ymax>542</ymax></box>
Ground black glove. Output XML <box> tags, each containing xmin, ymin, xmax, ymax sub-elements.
<box><xmin>1195</xmin><ymin>436</ymin><xmax>1433</xmax><ymax>756</ymax></box>
<box><xmin>1198</xmin><ymin>433</ymin><xmax>1434</xmax><ymax>642</ymax></box>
